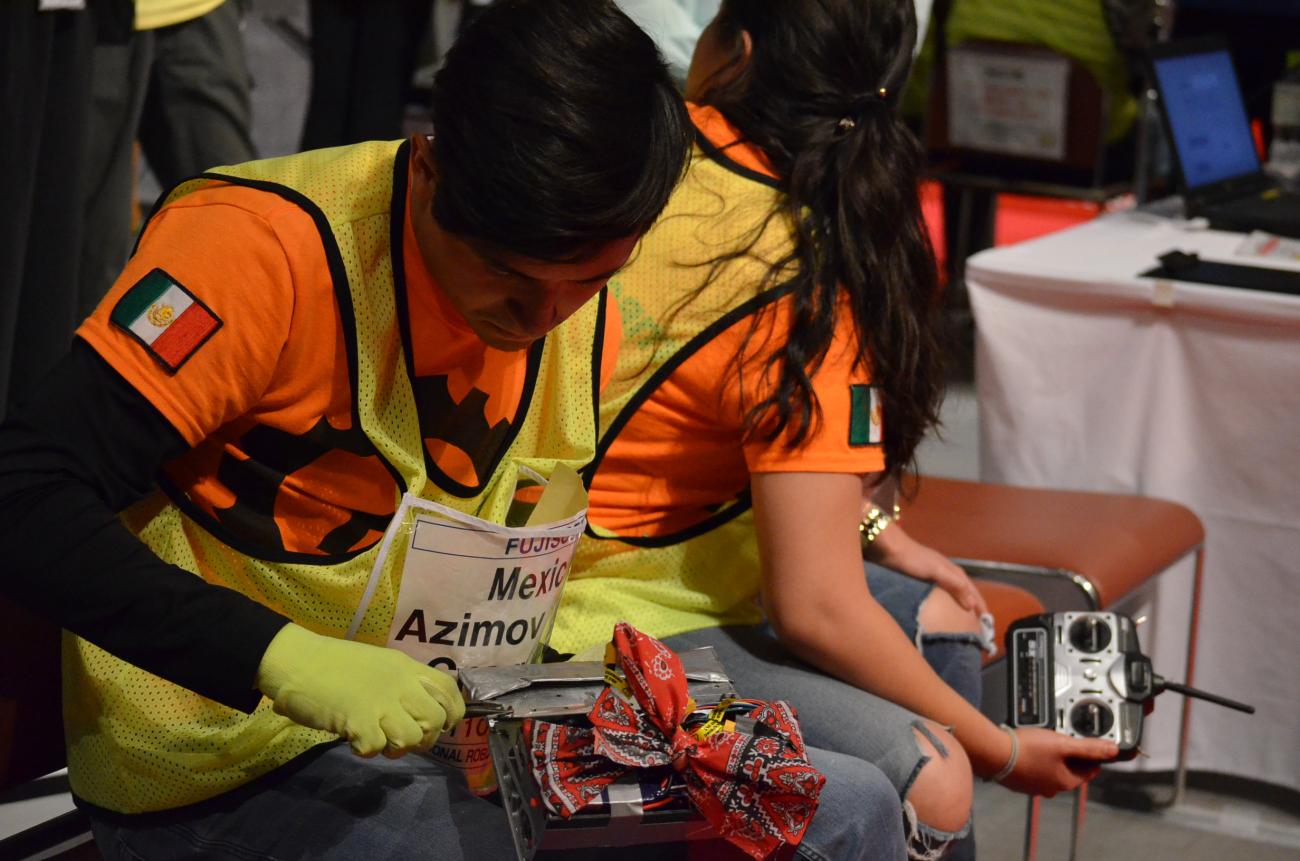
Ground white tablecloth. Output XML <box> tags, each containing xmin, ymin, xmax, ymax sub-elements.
<box><xmin>966</xmin><ymin>212</ymin><xmax>1300</xmax><ymax>792</ymax></box>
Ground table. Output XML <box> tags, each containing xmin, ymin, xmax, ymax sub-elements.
<box><xmin>965</xmin><ymin>210</ymin><xmax>1300</xmax><ymax>792</ymax></box>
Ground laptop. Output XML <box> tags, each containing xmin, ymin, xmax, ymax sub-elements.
<box><xmin>1148</xmin><ymin>37</ymin><xmax>1300</xmax><ymax>239</ymax></box>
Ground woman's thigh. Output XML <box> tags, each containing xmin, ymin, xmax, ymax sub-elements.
<box><xmin>864</xmin><ymin>561</ymin><xmax>934</xmax><ymax>643</ymax></box>
<box><xmin>866</xmin><ymin>562</ymin><xmax>985</xmax><ymax>709</ymax></box>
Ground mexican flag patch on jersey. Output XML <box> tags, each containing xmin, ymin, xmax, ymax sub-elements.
<box><xmin>110</xmin><ymin>268</ymin><xmax>222</xmax><ymax>373</ymax></box>
<box><xmin>848</xmin><ymin>384</ymin><xmax>883</xmax><ymax>446</ymax></box>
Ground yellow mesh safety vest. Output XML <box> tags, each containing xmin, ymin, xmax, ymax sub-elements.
<box><xmin>552</xmin><ymin>142</ymin><xmax>796</xmax><ymax>655</ymax></box>
<box><xmin>64</xmin><ymin>140</ymin><xmax>604</xmax><ymax>812</ymax></box>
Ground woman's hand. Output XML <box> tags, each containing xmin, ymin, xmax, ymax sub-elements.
<box><xmin>996</xmin><ymin>728</ymin><xmax>1118</xmax><ymax>797</ymax></box>
<box><xmin>868</xmin><ymin>523</ymin><xmax>989</xmax><ymax>617</ymax></box>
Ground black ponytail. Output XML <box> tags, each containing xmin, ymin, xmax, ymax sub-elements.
<box><xmin>699</xmin><ymin>0</ymin><xmax>943</xmax><ymax>479</ymax></box>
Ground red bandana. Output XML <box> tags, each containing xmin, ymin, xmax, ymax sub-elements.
<box><xmin>525</xmin><ymin>623</ymin><xmax>824</xmax><ymax>860</ymax></box>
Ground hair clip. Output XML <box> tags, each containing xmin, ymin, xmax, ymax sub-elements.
<box><xmin>836</xmin><ymin>86</ymin><xmax>894</xmax><ymax>136</ymax></box>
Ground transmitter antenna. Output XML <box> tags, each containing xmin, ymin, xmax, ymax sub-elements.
<box><xmin>1152</xmin><ymin>675</ymin><xmax>1255</xmax><ymax>714</ymax></box>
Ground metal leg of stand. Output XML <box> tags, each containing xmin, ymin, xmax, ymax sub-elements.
<box><xmin>1134</xmin><ymin>89</ymin><xmax>1153</xmax><ymax>204</ymax></box>
<box><xmin>1173</xmin><ymin>546</ymin><xmax>1206</xmax><ymax>806</ymax></box>
<box><xmin>954</xmin><ymin>184</ymin><xmax>974</xmax><ymax>288</ymax></box>
<box><xmin>1069</xmin><ymin>783</ymin><xmax>1088</xmax><ymax>861</ymax></box>
<box><xmin>1022</xmin><ymin>794</ymin><xmax>1041</xmax><ymax>861</ymax></box>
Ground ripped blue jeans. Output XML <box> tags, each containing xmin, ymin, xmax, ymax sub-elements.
<box><xmin>863</xmin><ymin>563</ymin><xmax>985</xmax><ymax>710</ymax></box>
<box><xmin>663</xmin><ymin>562</ymin><xmax>985</xmax><ymax>860</ymax></box>
<box><xmin>865</xmin><ymin>563</ymin><xmax>984</xmax><ymax>860</ymax></box>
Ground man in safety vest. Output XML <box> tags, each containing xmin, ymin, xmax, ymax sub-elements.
<box><xmin>0</xmin><ymin>1</ymin><xmax>693</xmax><ymax>857</ymax></box>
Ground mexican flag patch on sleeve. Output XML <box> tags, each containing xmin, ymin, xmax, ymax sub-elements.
<box><xmin>848</xmin><ymin>384</ymin><xmax>883</xmax><ymax>447</ymax></box>
<box><xmin>110</xmin><ymin>268</ymin><xmax>222</xmax><ymax>373</ymax></box>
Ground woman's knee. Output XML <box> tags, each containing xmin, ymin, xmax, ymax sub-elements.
<box><xmin>905</xmin><ymin>721</ymin><xmax>973</xmax><ymax>835</ymax></box>
<box><xmin>917</xmin><ymin>586</ymin><xmax>981</xmax><ymax>636</ymax></box>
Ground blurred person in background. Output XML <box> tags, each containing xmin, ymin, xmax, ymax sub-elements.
<box><xmin>299</xmin><ymin>0</ymin><xmax>433</xmax><ymax>149</ymax></box>
<box><xmin>616</xmin><ymin>0</ymin><xmax>720</xmax><ymax>84</ymax></box>
<box><xmin>1</xmin><ymin>1</ymin><xmax>132</xmax><ymax>423</ymax></box>
<box><xmin>80</xmin><ymin>0</ymin><xmax>256</xmax><ymax>319</ymax></box>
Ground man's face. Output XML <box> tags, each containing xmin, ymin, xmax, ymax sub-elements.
<box><xmin>407</xmin><ymin>133</ymin><xmax>639</xmax><ymax>351</ymax></box>
<box><xmin>420</xmin><ymin>227</ymin><xmax>638</xmax><ymax>352</ymax></box>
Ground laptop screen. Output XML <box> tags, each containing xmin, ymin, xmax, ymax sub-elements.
<box><xmin>1151</xmin><ymin>48</ymin><xmax>1260</xmax><ymax>190</ymax></box>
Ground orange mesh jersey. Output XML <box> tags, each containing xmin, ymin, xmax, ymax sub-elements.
<box><xmin>65</xmin><ymin>139</ymin><xmax>613</xmax><ymax>814</ymax></box>
<box><xmin>553</xmin><ymin>105</ymin><xmax>886</xmax><ymax>654</ymax></box>
<box><xmin>586</xmin><ymin>104</ymin><xmax>885</xmax><ymax>539</ymax></box>
<box><xmin>79</xmin><ymin>141</ymin><xmax>619</xmax><ymax>560</ymax></box>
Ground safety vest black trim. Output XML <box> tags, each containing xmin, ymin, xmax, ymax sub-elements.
<box><xmin>582</xmin><ymin>287</ymin><xmax>610</xmax><ymax>482</ymax></box>
<box><xmin>692</xmin><ymin>128</ymin><xmax>783</xmax><ymax>191</ymax></box>
<box><xmin>600</xmin><ymin>490</ymin><xmax>756</xmax><ymax>550</ymax></box>
<box><xmin>141</xmin><ymin>165</ymin><xmax>408</xmax><ymax>565</ymax></box>
<box><xmin>583</xmin><ymin>282</ymin><xmax>796</xmax><ymax>547</ymax></box>
<box><xmin>388</xmin><ymin>149</ymin><xmax>547</xmax><ymax>500</ymax></box>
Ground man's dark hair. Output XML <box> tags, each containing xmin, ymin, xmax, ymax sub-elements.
<box><xmin>430</xmin><ymin>0</ymin><xmax>691</xmax><ymax>261</ymax></box>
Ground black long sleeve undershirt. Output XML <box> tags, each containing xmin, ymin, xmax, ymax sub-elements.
<box><xmin>0</xmin><ymin>340</ymin><xmax>290</xmax><ymax>712</ymax></box>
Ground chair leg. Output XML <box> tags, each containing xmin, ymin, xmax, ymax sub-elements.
<box><xmin>1069</xmin><ymin>783</ymin><xmax>1088</xmax><ymax>861</ymax></box>
<box><xmin>1019</xmin><ymin>785</ymin><xmax>1086</xmax><ymax>860</ymax></box>
<box><xmin>1137</xmin><ymin>545</ymin><xmax>1207</xmax><ymax>811</ymax></box>
<box><xmin>1022</xmin><ymin>794</ymin><xmax>1040</xmax><ymax>861</ymax></box>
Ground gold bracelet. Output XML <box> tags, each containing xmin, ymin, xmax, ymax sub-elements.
<box><xmin>858</xmin><ymin>503</ymin><xmax>902</xmax><ymax>543</ymax></box>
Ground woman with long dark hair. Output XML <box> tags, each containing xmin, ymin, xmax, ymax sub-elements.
<box><xmin>554</xmin><ymin>1</ymin><xmax>1119</xmax><ymax>855</ymax></box>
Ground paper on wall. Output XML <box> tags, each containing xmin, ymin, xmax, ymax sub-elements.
<box><xmin>948</xmin><ymin>48</ymin><xmax>1070</xmax><ymax>161</ymax></box>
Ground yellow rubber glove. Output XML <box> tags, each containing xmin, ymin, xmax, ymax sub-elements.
<box><xmin>256</xmin><ymin>623</ymin><xmax>465</xmax><ymax>758</ymax></box>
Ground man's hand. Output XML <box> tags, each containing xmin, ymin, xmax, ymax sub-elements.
<box><xmin>997</xmin><ymin>727</ymin><xmax>1118</xmax><ymax>797</ymax></box>
<box><xmin>868</xmin><ymin>524</ymin><xmax>989</xmax><ymax>617</ymax></box>
<box><xmin>256</xmin><ymin>623</ymin><xmax>465</xmax><ymax>758</ymax></box>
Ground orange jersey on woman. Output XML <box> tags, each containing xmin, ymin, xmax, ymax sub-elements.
<box><xmin>553</xmin><ymin>106</ymin><xmax>884</xmax><ymax>653</ymax></box>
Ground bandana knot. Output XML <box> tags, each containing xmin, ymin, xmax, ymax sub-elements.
<box><xmin>526</xmin><ymin>623</ymin><xmax>825</xmax><ymax>860</ymax></box>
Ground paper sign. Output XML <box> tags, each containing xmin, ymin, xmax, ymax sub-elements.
<box><xmin>948</xmin><ymin>48</ymin><xmax>1069</xmax><ymax>161</ymax></box>
<box><xmin>380</xmin><ymin>464</ymin><xmax>588</xmax><ymax>794</ymax></box>
<box><xmin>388</xmin><ymin>506</ymin><xmax>586</xmax><ymax>673</ymax></box>
<box><xmin>525</xmin><ymin>460</ymin><xmax>587</xmax><ymax>527</ymax></box>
